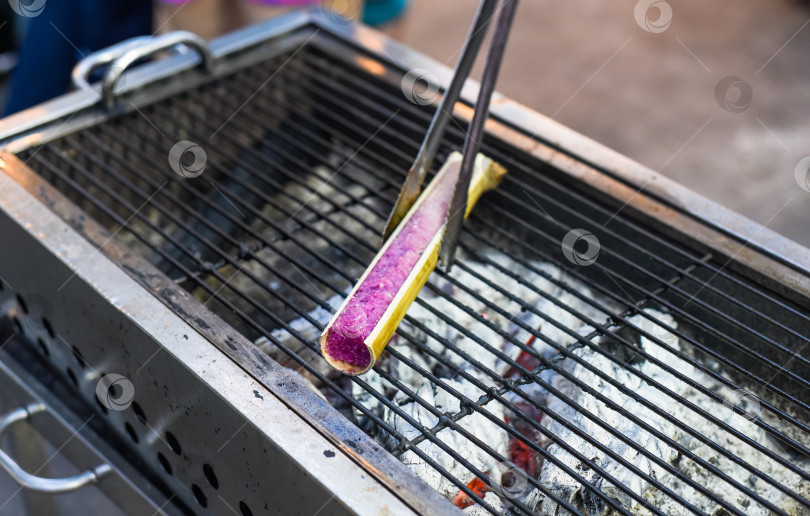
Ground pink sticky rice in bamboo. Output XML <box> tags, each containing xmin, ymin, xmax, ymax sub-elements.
<box><xmin>323</xmin><ymin>167</ymin><xmax>460</xmax><ymax>369</ymax></box>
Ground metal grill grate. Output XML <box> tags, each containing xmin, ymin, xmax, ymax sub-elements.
<box><xmin>16</xmin><ymin>42</ymin><xmax>810</xmax><ymax>515</ymax></box>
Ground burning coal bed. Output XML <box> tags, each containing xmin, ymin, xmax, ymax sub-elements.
<box><xmin>253</xmin><ymin>195</ymin><xmax>808</xmax><ymax>515</ymax></box>
<box><xmin>34</xmin><ymin>96</ymin><xmax>808</xmax><ymax>514</ymax></box>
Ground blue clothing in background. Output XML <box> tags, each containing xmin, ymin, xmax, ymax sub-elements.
<box><xmin>362</xmin><ymin>0</ymin><xmax>408</xmax><ymax>27</ymax></box>
<box><xmin>4</xmin><ymin>0</ymin><xmax>152</xmax><ymax>115</ymax></box>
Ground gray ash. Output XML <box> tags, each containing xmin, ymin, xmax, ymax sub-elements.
<box><xmin>265</xmin><ymin>248</ymin><xmax>810</xmax><ymax>515</ymax></box>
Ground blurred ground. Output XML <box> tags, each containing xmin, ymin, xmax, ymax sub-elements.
<box><xmin>401</xmin><ymin>0</ymin><xmax>810</xmax><ymax>247</ymax></box>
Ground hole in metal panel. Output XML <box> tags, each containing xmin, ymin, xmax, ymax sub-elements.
<box><xmin>203</xmin><ymin>463</ymin><xmax>219</xmax><ymax>490</ymax></box>
<box><xmin>165</xmin><ymin>431</ymin><xmax>181</xmax><ymax>455</ymax></box>
<box><xmin>95</xmin><ymin>392</ymin><xmax>108</xmax><ymax>414</ymax></box>
<box><xmin>71</xmin><ymin>345</ymin><xmax>85</xmax><ymax>368</ymax></box>
<box><xmin>132</xmin><ymin>401</ymin><xmax>147</xmax><ymax>424</ymax></box>
<box><xmin>15</xmin><ymin>294</ymin><xmax>27</xmax><ymax>315</ymax></box>
<box><xmin>66</xmin><ymin>367</ymin><xmax>78</xmax><ymax>387</ymax></box>
<box><xmin>125</xmin><ymin>422</ymin><xmax>139</xmax><ymax>444</ymax></box>
<box><xmin>36</xmin><ymin>337</ymin><xmax>49</xmax><ymax>357</ymax></box>
<box><xmin>157</xmin><ymin>452</ymin><xmax>172</xmax><ymax>475</ymax></box>
<box><xmin>42</xmin><ymin>317</ymin><xmax>55</xmax><ymax>339</ymax></box>
<box><xmin>191</xmin><ymin>483</ymin><xmax>207</xmax><ymax>507</ymax></box>
<box><xmin>10</xmin><ymin>316</ymin><xmax>21</xmax><ymax>335</ymax></box>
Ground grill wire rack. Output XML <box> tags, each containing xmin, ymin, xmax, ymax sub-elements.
<box><xmin>15</xmin><ymin>41</ymin><xmax>810</xmax><ymax>516</ymax></box>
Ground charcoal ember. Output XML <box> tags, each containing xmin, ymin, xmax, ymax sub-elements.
<box><xmin>264</xmin><ymin>250</ymin><xmax>618</xmax><ymax>509</ymax></box>
<box><xmin>255</xmin><ymin>292</ymin><xmax>349</xmax><ymax>382</ymax></box>
<box><xmin>255</xmin><ymin>334</ymin><xmax>332</xmax><ymax>384</ymax></box>
<box><xmin>456</xmin><ymin>317</ymin><xmax>517</xmax><ymax>383</ymax></box>
<box><xmin>460</xmin><ymin>257</ymin><xmax>567</xmax><ymax>374</ymax></box>
<box><xmin>538</xmin><ymin>310</ymin><xmax>810</xmax><ymax>516</ymax></box>
<box><xmin>385</xmin><ymin>378</ymin><xmax>509</xmax><ymax>498</ymax></box>
<box><xmin>188</xmin><ymin>167</ymin><xmax>378</xmax><ymax>335</ymax></box>
<box><xmin>521</xmin><ymin>488</ymin><xmax>544</xmax><ymax>513</ymax></box>
<box><xmin>501</xmin><ymin>382</ymin><xmax>553</xmax><ymax>479</ymax></box>
<box><xmin>402</xmin><ymin>250</ymin><xmax>544</xmax><ymax>379</ymax></box>
<box><xmin>351</xmin><ymin>343</ymin><xmax>450</xmax><ymax>443</ymax></box>
<box><xmin>504</xmin><ymin>374</ymin><xmax>554</xmax><ymax>414</ymax></box>
<box><xmin>265</xmin><ymin>293</ymin><xmax>346</xmax><ymax>345</ymax></box>
<box><xmin>247</xmin><ymin>231</ymin><xmax>810</xmax><ymax>515</ymax></box>
<box><xmin>351</xmin><ymin>367</ymin><xmax>387</xmax><ymax>433</ymax></box>
<box><xmin>635</xmin><ymin>312</ymin><xmax>810</xmax><ymax>516</ymax></box>
<box><xmin>397</xmin><ymin>300</ymin><xmax>460</xmax><ymax>371</ymax></box>
<box><xmin>387</xmin><ymin>339</ymin><xmax>437</xmax><ymax>393</ymax></box>
<box><xmin>462</xmin><ymin>492</ymin><xmax>505</xmax><ymax>516</ymax></box>
<box><xmin>538</xmin><ymin>311</ymin><xmax>680</xmax><ymax>515</ymax></box>
<box><xmin>506</xmin><ymin>416</ymin><xmax>546</xmax><ymax>477</ymax></box>
<box><xmin>403</xmin><ymin>251</ymin><xmax>609</xmax><ymax>384</ymax></box>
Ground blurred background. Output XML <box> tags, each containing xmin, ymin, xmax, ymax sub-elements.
<box><xmin>0</xmin><ymin>1</ymin><xmax>808</xmax><ymax>513</ymax></box>
<box><xmin>1</xmin><ymin>0</ymin><xmax>808</xmax><ymax>246</ymax></box>
<box><xmin>403</xmin><ymin>0</ymin><xmax>810</xmax><ymax>248</ymax></box>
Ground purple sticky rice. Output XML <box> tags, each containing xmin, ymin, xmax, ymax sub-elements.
<box><xmin>323</xmin><ymin>166</ymin><xmax>460</xmax><ymax>369</ymax></box>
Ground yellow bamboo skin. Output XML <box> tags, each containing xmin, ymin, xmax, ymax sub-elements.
<box><xmin>321</xmin><ymin>152</ymin><xmax>507</xmax><ymax>375</ymax></box>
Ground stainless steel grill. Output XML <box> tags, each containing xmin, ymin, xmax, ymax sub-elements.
<box><xmin>0</xmin><ymin>11</ymin><xmax>808</xmax><ymax>516</ymax></box>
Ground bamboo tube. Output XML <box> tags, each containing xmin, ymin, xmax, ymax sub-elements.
<box><xmin>320</xmin><ymin>152</ymin><xmax>507</xmax><ymax>375</ymax></box>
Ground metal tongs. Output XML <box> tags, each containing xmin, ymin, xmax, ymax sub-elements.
<box><xmin>383</xmin><ymin>0</ymin><xmax>519</xmax><ymax>271</ymax></box>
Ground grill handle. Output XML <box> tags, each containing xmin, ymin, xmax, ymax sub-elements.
<box><xmin>0</xmin><ymin>403</ymin><xmax>112</xmax><ymax>493</ymax></box>
<box><xmin>71</xmin><ymin>36</ymin><xmax>154</xmax><ymax>92</ymax></box>
<box><xmin>99</xmin><ymin>31</ymin><xmax>214</xmax><ymax>109</ymax></box>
